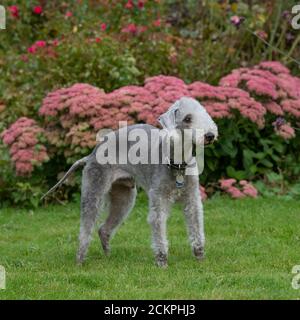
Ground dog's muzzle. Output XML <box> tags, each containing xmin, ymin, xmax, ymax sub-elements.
<box><xmin>204</xmin><ymin>132</ymin><xmax>215</xmax><ymax>145</ymax></box>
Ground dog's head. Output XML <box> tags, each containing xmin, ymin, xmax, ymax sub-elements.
<box><xmin>158</xmin><ymin>97</ymin><xmax>218</xmax><ymax>145</ymax></box>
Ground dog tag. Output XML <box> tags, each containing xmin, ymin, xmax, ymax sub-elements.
<box><xmin>176</xmin><ymin>174</ymin><xmax>184</xmax><ymax>188</ymax></box>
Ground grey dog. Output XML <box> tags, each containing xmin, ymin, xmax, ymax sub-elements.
<box><xmin>42</xmin><ymin>97</ymin><xmax>218</xmax><ymax>267</ymax></box>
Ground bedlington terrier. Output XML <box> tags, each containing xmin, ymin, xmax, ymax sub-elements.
<box><xmin>42</xmin><ymin>97</ymin><xmax>218</xmax><ymax>267</ymax></box>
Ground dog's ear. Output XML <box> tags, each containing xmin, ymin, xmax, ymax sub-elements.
<box><xmin>157</xmin><ymin>100</ymin><xmax>180</xmax><ymax>130</ymax></box>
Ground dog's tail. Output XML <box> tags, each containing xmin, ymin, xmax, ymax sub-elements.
<box><xmin>40</xmin><ymin>156</ymin><xmax>89</xmax><ymax>201</ymax></box>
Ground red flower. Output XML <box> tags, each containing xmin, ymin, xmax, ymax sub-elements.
<box><xmin>138</xmin><ymin>1</ymin><xmax>145</xmax><ymax>9</ymax></box>
<box><xmin>125</xmin><ymin>0</ymin><xmax>134</xmax><ymax>9</ymax></box>
<box><xmin>121</xmin><ymin>23</ymin><xmax>138</xmax><ymax>35</ymax></box>
<box><xmin>20</xmin><ymin>54</ymin><xmax>29</xmax><ymax>62</ymax></box>
<box><xmin>8</xmin><ymin>5</ymin><xmax>19</xmax><ymax>18</ymax></box>
<box><xmin>153</xmin><ymin>19</ymin><xmax>161</xmax><ymax>27</ymax></box>
<box><xmin>27</xmin><ymin>45</ymin><xmax>37</xmax><ymax>54</ymax></box>
<box><xmin>33</xmin><ymin>6</ymin><xmax>43</xmax><ymax>15</ymax></box>
<box><xmin>95</xmin><ymin>37</ymin><xmax>101</xmax><ymax>43</ymax></box>
<box><xmin>35</xmin><ymin>40</ymin><xmax>46</xmax><ymax>48</ymax></box>
<box><xmin>137</xmin><ymin>26</ymin><xmax>147</xmax><ymax>33</ymax></box>
<box><xmin>50</xmin><ymin>39</ymin><xmax>59</xmax><ymax>47</ymax></box>
<box><xmin>100</xmin><ymin>23</ymin><xmax>107</xmax><ymax>31</ymax></box>
<box><xmin>65</xmin><ymin>11</ymin><xmax>73</xmax><ymax>18</ymax></box>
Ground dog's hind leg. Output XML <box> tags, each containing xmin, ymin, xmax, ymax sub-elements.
<box><xmin>76</xmin><ymin>164</ymin><xmax>112</xmax><ymax>264</ymax></box>
<box><xmin>98</xmin><ymin>179</ymin><xmax>137</xmax><ymax>255</ymax></box>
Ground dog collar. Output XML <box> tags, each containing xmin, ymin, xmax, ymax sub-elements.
<box><xmin>165</xmin><ymin>158</ymin><xmax>186</xmax><ymax>188</ymax></box>
<box><xmin>166</xmin><ymin>144</ymin><xmax>197</xmax><ymax>189</ymax></box>
<box><xmin>167</xmin><ymin>160</ymin><xmax>188</xmax><ymax>171</ymax></box>
<box><xmin>166</xmin><ymin>143</ymin><xmax>196</xmax><ymax>171</ymax></box>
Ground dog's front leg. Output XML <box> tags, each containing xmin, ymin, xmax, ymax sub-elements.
<box><xmin>147</xmin><ymin>190</ymin><xmax>171</xmax><ymax>268</ymax></box>
<box><xmin>183</xmin><ymin>181</ymin><xmax>205</xmax><ymax>261</ymax></box>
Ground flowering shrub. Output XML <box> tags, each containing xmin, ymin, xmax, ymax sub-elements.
<box><xmin>1</xmin><ymin>117</ymin><xmax>48</xmax><ymax>176</ymax></box>
<box><xmin>3</xmin><ymin>60</ymin><xmax>297</xmax><ymax>181</ymax></box>
<box><xmin>39</xmin><ymin>61</ymin><xmax>299</xmax><ymax>165</ymax></box>
<box><xmin>219</xmin><ymin>179</ymin><xmax>258</xmax><ymax>199</ymax></box>
<box><xmin>1</xmin><ymin>1</ymin><xmax>300</xmax><ymax>205</ymax></box>
<box><xmin>1</xmin><ymin>60</ymin><xmax>300</xmax><ymax>204</ymax></box>
<box><xmin>188</xmin><ymin>81</ymin><xmax>266</xmax><ymax>128</ymax></box>
<box><xmin>220</xmin><ymin>61</ymin><xmax>300</xmax><ymax>139</ymax></box>
<box><xmin>40</xmin><ymin>61</ymin><xmax>296</xmax><ymax>132</ymax></box>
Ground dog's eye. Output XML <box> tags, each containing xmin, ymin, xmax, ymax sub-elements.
<box><xmin>183</xmin><ymin>115</ymin><xmax>192</xmax><ymax>123</ymax></box>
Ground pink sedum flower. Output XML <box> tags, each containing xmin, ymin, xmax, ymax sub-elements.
<box><xmin>275</xmin><ymin>123</ymin><xmax>295</xmax><ymax>140</ymax></box>
<box><xmin>1</xmin><ymin>117</ymin><xmax>48</xmax><ymax>176</ymax></box>
<box><xmin>228</xmin><ymin>187</ymin><xmax>245</xmax><ymax>199</ymax></box>
<box><xmin>242</xmin><ymin>184</ymin><xmax>258</xmax><ymax>198</ymax></box>
<box><xmin>200</xmin><ymin>186</ymin><xmax>208</xmax><ymax>201</ymax></box>
<box><xmin>220</xmin><ymin>178</ymin><xmax>236</xmax><ymax>189</ymax></box>
<box><xmin>220</xmin><ymin>179</ymin><xmax>258</xmax><ymax>199</ymax></box>
<box><xmin>220</xmin><ymin>61</ymin><xmax>300</xmax><ymax>135</ymax></box>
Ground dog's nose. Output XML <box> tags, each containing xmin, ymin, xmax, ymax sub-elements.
<box><xmin>204</xmin><ymin>132</ymin><xmax>215</xmax><ymax>143</ymax></box>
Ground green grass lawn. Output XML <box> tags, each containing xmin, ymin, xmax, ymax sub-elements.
<box><xmin>0</xmin><ymin>193</ymin><xmax>299</xmax><ymax>299</ymax></box>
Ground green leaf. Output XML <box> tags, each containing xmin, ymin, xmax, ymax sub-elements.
<box><xmin>206</xmin><ymin>158</ymin><xmax>216</xmax><ymax>171</ymax></box>
<box><xmin>226</xmin><ymin>166</ymin><xmax>247</xmax><ymax>180</ymax></box>
<box><xmin>221</xmin><ymin>140</ymin><xmax>237</xmax><ymax>158</ymax></box>
<box><xmin>273</xmin><ymin>143</ymin><xmax>284</xmax><ymax>153</ymax></box>
<box><xmin>249</xmin><ymin>165</ymin><xmax>258</xmax><ymax>174</ymax></box>
<box><xmin>253</xmin><ymin>152</ymin><xmax>265</xmax><ymax>160</ymax></box>
<box><xmin>243</xmin><ymin>149</ymin><xmax>253</xmax><ymax>168</ymax></box>
<box><xmin>266</xmin><ymin>172</ymin><xmax>282</xmax><ymax>183</ymax></box>
<box><xmin>260</xmin><ymin>158</ymin><xmax>274</xmax><ymax>168</ymax></box>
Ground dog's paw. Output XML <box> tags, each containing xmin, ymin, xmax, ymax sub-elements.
<box><xmin>98</xmin><ymin>227</ymin><xmax>111</xmax><ymax>255</ymax></box>
<box><xmin>76</xmin><ymin>254</ymin><xmax>85</xmax><ymax>266</ymax></box>
<box><xmin>193</xmin><ymin>247</ymin><xmax>205</xmax><ymax>261</ymax></box>
<box><xmin>155</xmin><ymin>252</ymin><xmax>168</xmax><ymax>268</ymax></box>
